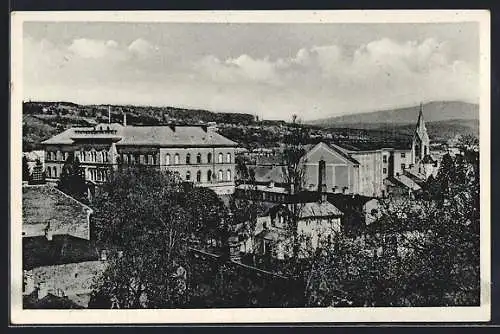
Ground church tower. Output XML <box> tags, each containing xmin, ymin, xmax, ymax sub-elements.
<box><xmin>411</xmin><ymin>102</ymin><xmax>430</xmax><ymax>165</ymax></box>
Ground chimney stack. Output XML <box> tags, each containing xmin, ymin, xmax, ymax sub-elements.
<box><xmin>122</xmin><ymin>112</ymin><xmax>127</xmax><ymax>126</ymax></box>
<box><xmin>320</xmin><ymin>183</ymin><xmax>327</xmax><ymax>203</ymax></box>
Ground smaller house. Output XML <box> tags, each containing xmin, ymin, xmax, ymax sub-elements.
<box><xmin>245</xmin><ymin>196</ymin><xmax>344</xmax><ymax>260</ymax></box>
<box><xmin>22</xmin><ymin>184</ymin><xmax>103</xmax><ymax>308</ymax></box>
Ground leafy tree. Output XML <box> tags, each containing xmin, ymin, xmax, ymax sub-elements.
<box><xmin>57</xmin><ymin>153</ymin><xmax>87</xmax><ymax>202</ymax></box>
<box><xmin>183</xmin><ymin>186</ymin><xmax>227</xmax><ymax>246</ymax></box>
<box><xmin>306</xmin><ymin>148</ymin><xmax>480</xmax><ymax>307</ymax></box>
<box><xmin>90</xmin><ymin>167</ymin><xmax>193</xmax><ymax>308</ymax></box>
<box><xmin>22</xmin><ymin>155</ymin><xmax>30</xmax><ymax>181</ymax></box>
<box><xmin>457</xmin><ymin>134</ymin><xmax>479</xmax><ymax>154</ymax></box>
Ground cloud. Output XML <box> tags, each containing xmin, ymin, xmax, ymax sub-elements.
<box><xmin>23</xmin><ymin>34</ymin><xmax>479</xmax><ymax>121</ymax></box>
<box><xmin>128</xmin><ymin>38</ymin><xmax>158</xmax><ymax>57</ymax></box>
<box><xmin>195</xmin><ymin>54</ymin><xmax>280</xmax><ymax>85</ymax></box>
<box><xmin>68</xmin><ymin>38</ymin><xmax>126</xmax><ymax>60</ymax></box>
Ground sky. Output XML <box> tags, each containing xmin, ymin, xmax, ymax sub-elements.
<box><xmin>23</xmin><ymin>21</ymin><xmax>479</xmax><ymax>121</ymax></box>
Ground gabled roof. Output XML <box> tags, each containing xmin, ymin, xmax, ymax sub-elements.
<box><xmin>42</xmin><ymin>125</ymin><xmax>238</xmax><ymax>147</ymax></box>
<box><xmin>118</xmin><ymin>126</ymin><xmax>237</xmax><ymax>147</ymax></box>
<box><xmin>22</xmin><ymin>185</ymin><xmax>92</xmax><ymax>240</ymax></box>
<box><xmin>391</xmin><ymin>175</ymin><xmax>422</xmax><ymax>191</ymax></box>
<box><xmin>303</xmin><ymin>142</ymin><xmax>360</xmax><ymax>165</ymax></box>
<box><xmin>299</xmin><ymin>201</ymin><xmax>343</xmax><ymax>219</ymax></box>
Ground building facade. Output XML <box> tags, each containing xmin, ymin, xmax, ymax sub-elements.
<box><xmin>301</xmin><ymin>104</ymin><xmax>431</xmax><ymax>198</ymax></box>
<box><xmin>41</xmin><ymin>122</ymin><xmax>238</xmax><ymax>195</ymax></box>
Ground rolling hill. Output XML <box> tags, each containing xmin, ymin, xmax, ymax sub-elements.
<box><xmin>311</xmin><ymin>101</ymin><xmax>479</xmax><ymax>127</ymax></box>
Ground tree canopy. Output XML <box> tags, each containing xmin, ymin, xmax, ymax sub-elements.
<box><xmin>90</xmin><ymin>167</ymin><xmax>193</xmax><ymax>308</ymax></box>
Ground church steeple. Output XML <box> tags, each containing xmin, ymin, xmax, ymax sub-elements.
<box><xmin>416</xmin><ymin>102</ymin><xmax>426</xmax><ymax>134</ymax></box>
<box><xmin>412</xmin><ymin>102</ymin><xmax>430</xmax><ymax>164</ymax></box>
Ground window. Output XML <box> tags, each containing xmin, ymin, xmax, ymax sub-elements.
<box><xmin>165</xmin><ymin>154</ymin><xmax>171</xmax><ymax>165</ymax></box>
<box><xmin>401</xmin><ymin>152</ymin><xmax>406</xmax><ymax>158</ymax></box>
<box><xmin>64</xmin><ymin>152</ymin><xmax>69</xmax><ymax>161</ymax></box>
<box><xmin>174</xmin><ymin>153</ymin><xmax>180</xmax><ymax>165</ymax></box>
<box><xmin>218</xmin><ymin>153</ymin><xmax>223</xmax><ymax>163</ymax></box>
<box><xmin>218</xmin><ymin>170</ymin><xmax>223</xmax><ymax>181</ymax></box>
<box><xmin>383</xmin><ymin>155</ymin><xmax>387</xmax><ymax>163</ymax></box>
<box><xmin>226</xmin><ymin>169</ymin><xmax>231</xmax><ymax>181</ymax></box>
<box><xmin>196</xmin><ymin>170</ymin><xmax>202</xmax><ymax>182</ymax></box>
<box><xmin>226</xmin><ymin>153</ymin><xmax>231</xmax><ymax>163</ymax></box>
<box><xmin>424</xmin><ymin>146</ymin><xmax>428</xmax><ymax>155</ymax></box>
<box><xmin>186</xmin><ymin>153</ymin><xmax>191</xmax><ymax>164</ymax></box>
<box><xmin>383</xmin><ymin>168</ymin><xmax>387</xmax><ymax>174</ymax></box>
<box><xmin>196</xmin><ymin>153</ymin><xmax>202</xmax><ymax>164</ymax></box>
<box><xmin>207</xmin><ymin>170</ymin><xmax>212</xmax><ymax>182</ymax></box>
<box><xmin>140</xmin><ymin>154</ymin><xmax>145</xmax><ymax>164</ymax></box>
<box><xmin>123</xmin><ymin>154</ymin><xmax>129</xmax><ymax>164</ymax></box>
<box><xmin>401</xmin><ymin>163</ymin><xmax>406</xmax><ymax>170</ymax></box>
<box><xmin>47</xmin><ymin>167</ymin><xmax>51</xmax><ymax>178</ymax></box>
<box><xmin>53</xmin><ymin>166</ymin><xmax>57</xmax><ymax>178</ymax></box>
<box><xmin>207</xmin><ymin>153</ymin><xmax>212</xmax><ymax>164</ymax></box>
<box><xmin>186</xmin><ymin>171</ymin><xmax>191</xmax><ymax>181</ymax></box>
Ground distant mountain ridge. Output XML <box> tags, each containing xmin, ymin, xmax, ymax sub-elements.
<box><xmin>311</xmin><ymin>101</ymin><xmax>479</xmax><ymax>127</ymax></box>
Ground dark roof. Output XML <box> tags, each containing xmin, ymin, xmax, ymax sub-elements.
<box><xmin>421</xmin><ymin>154</ymin><xmax>436</xmax><ymax>164</ymax></box>
<box><xmin>42</xmin><ymin>124</ymin><xmax>237</xmax><ymax>147</ymax></box>
<box><xmin>23</xmin><ymin>293</ymin><xmax>84</xmax><ymax>309</ymax></box>
<box><xmin>333</xmin><ymin>140</ymin><xmax>412</xmax><ymax>152</ymax></box>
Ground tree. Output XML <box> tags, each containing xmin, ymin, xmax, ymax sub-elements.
<box><xmin>90</xmin><ymin>167</ymin><xmax>193</xmax><ymax>308</ymax></box>
<box><xmin>22</xmin><ymin>155</ymin><xmax>30</xmax><ymax>181</ymax></box>
<box><xmin>183</xmin><ymin>186</ymin><xmax>227</xmax><ymax>246</ymax></box>
<box><xmin>457</xmin><ymin>134</ymin><xmax>479</xmax><ymax>154</ymax></box>
<box><xmin>282</xmin><ymin>116</ymin><xmax>308</xmax><ymax>259</ymax></box>
<box><xmin>57</xmin><ymin>153</ymin><xmax>87</xmax><ymax>202</ymax></box>
<box><xmin>306</xmin><ymin>149</ymin><xmax>480</xmax><ymax>307</ymax></box>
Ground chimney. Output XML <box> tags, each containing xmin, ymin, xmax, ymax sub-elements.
<box><xmin>319</xmin><ymin>183</ymin><xmax>327</xmax><ymax>203</ymax></box>
<box><xmin>108</xmin><ymin>106</ymin><xmax>111</xmax><ymax>124</ymax></box>
<box><xmin>122</xmin><ymin>112</ymin><xmax>127</xmax><ymax>126</ymax></box>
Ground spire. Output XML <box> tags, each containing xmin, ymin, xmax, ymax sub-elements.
<box><xmin>415</xmin><ymin>102</ymin><xmax>427</xmax><ymax>134</ymax></box>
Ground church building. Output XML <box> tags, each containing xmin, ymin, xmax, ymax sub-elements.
<box><xmin>301</xmin><ymin>103</ymin><xmax>435</xmax><ymax>198</ymax></box>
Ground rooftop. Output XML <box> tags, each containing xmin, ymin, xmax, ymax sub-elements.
<box><xmin>41</xmin><ymin>124</ymin><xmax>238</xmax><ymax>147</ymax></box>
<box><xmin>22</xmin><ymin>185</ymin><xmax>92</xmax><ymax>240</ymax></box>
<box><xmin>333</xmin><ymin>139</ymin><xmax>412</xmax><ymax>152</ymax></box>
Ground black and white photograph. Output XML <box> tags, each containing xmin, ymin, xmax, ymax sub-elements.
<box><xmin>10</xmin><ymin>10</ymin><xmax>490</xmax><ymax>324</ymax></box>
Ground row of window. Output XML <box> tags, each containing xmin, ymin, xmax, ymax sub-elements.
<box><xmin>120</xmin><ymin>153</ymin><xmax>157</xmax><ymax>165</ymax></box>
<box><xmin>46</xmin><ymin>166</ymin><xmax>59</xmax><ymax>178</ymax></box>
<box><xmin>165</xmin><ymin>152</ymin><xmax>231</xmax><ymax>166</ymax></box>
<box><xmin>78</xmin><ymin>150</ymin><xmax>109</xmax><ymax>163</ymax></box>
<box><xmin>183</xmin><ymin>169</ymin><xmax>232</xmax><ymax>182</ymax></box>
<box><xmin>88</xmin><ymin>168</ymin><xmax>109</xmax><ymax>182</ymax></box>
<box><xmin>46</xmin><ymin>151</ymin><xmax>69</xmax><ymax>162</ymax></box>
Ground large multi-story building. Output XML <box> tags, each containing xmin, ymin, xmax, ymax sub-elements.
<box><xmin>41</xmin><ymin>119</ymin><xmax>238</xmax><ymax>195</ymax></box>
<box><xmin>302</xmin><ymin>104</ymin><xmax>432</xmax><ymax>198</ymax></box>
